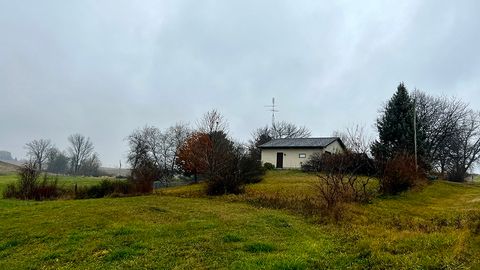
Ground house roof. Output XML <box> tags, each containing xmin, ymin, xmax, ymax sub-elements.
<box><xmin>258</xmin><ymin>137</ymin><xmax>345</xmax><ymax>149</ymax></box>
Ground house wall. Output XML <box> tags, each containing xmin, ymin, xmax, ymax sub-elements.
<box><xmin>260</xmin><ymin>140</ymin><xmax>344</xmax><ymax>169</ymax></box>
<box><xmin>324</xmin><ymin>140</ymin><xmax>344</xmax><ymax>154</ymax></box>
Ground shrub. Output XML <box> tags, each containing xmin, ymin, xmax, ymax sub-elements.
<box><xmin>380</xmin><ymin>153</ymin><xmax>425</xmax><ymax>195</ymax></box>
<box><xmin>3</xmin><ymin>164</ymin><xmax>64</xmax><ymax>200</ymax></box>
<box><xmin>263</xmin><ymin>162</ymin><xmax>275</xmax><ymax>170</ymax></box>
<box><xmin>302</xmin><ymin>152</ymin><xmax>376</xmax><ymax>175</ymax></box>
<box><xmin>75</xmin><ymin>179</ymin><xmax>132</xmax><ymax>199</ymax></box>
<box><xmin>129</xmin><ymin>161</ymin><xmax>159</xmax><ymax>194</ymax></box>
<box><xmin>206</xmin><ymin>174</ymin><xmax>244</xmax><ymax>195</ymax></box>
<box><xmin>301</xmin><ymin>153</ymin><xmax>323</xmax><ymax>172</ymax></box>
<box><xmin>314</xmin><ymin>153</ymin><xmax>376</xmax><ymax>221</ymax></box>
<box><xmin>447</xmin><ymin>166</ymin><xmax>467</xmax><ymax>182</ymax></box>
<box><xmin>346</xmin><ymin>152</ymin><xmax>376</xmax><ymax>176</ymax></box>
<box><xmin>3</xmin><ymin>183</ymin><xmax>17</xmax><ymax>199</ymax></box>
<box><xmin>16</xmin><ymin>163</ymin><xmax>40</xmax><ymax>199</ymax></box>
<box><xmin>241</xmin><ymin>155</ymin><xmax>265</xmax><ymax>184</ymax></box>
<box><xmin>206</xmin><ymin>144</ymin><xmax>265</xmax><ymax>195</ymax></box>
<box><xmin>35</xmin><ymin>175</ymin><xmax>63</xmax><ymax>199</ymax></box>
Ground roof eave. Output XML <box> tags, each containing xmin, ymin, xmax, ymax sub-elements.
<box><xmin>259</xmin><ymin>146</ymin><xmax>326</xmax><ymax>149</ymax></box>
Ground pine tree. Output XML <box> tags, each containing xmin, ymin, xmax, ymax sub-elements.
<box><xmin>371</xmin><ymin>83</ymin><xmax>424</xmax><ymax>162</ymax></box>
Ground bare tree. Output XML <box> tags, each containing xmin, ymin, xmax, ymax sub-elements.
<box><xmin>127</xmin><ymin>126</ymin><xmax>160</xmax><ymax>170</ymax></box>
<box><xmin>197</xmin><ymin>109</ymin><xmax>228</xmax><ymax>134</ymax></box>
<box><xmin>78</xmin><ymin>152</ymin><xmax>101</xmax><ymax>176</ymax></box>
<box><xmin>333</xmin><ymin>124</ymin><xmax>372</xmax><ymax>154</ymax></box>
<box><xmin>165</xmin><ymin>122</ymin><xmax>191</xmax><ymax>172</ymax></box>
<box><xmin>414</xmin><ymin>91</ymin><xmax>469</xmax><ymax>173</ymax></box>
<box><xmin>25</xmin><ymin>139</ymin><xmax>52</xmax><ymax>171</ymax></box>
<box><xmin>158</xmin><ymin>131</ymin><xmax>175</xmax><ymax>172</ymax></box>
<box><xmin>143</xmin><ymin>126</ymin><xmax>163</xmax><ymax>169</ymax></box>
<box><xmin>446</xmin><ymin>110</ymin><xmax>480</xmax><ymax>181</ymax></box>
<box><xmin>67</xmin><ymin>134</ymin><xmax>94</xmax><ymax>175</ymax></box>
<box><xmin>198</xmin><ymin>110</ymin><xmax>231</xmax><ymax>172</ymax></box>
<box><xmin>127</xmin><ymin>124</ymin><xmax>190</xmax><ymax>183</ymax></box>
<box><xmin>271</xmin><ymin>121</ymin><xmax>311</xmax><ymax>139</ymax></box>
<box><xmin>412</xmin><ymin>90</ymin><xmax>480</xmax><ymax>180</ymax></box>
<box><xmin>126</xmin><ymin>126</ymin><xmax>164</xmax><ymax>191</ymax></box>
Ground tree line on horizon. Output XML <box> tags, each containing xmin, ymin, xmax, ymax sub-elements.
<box><xmin>24</xmin><ymin>134</ymin><xmax>100</xmax><ymax>176</ymax></box>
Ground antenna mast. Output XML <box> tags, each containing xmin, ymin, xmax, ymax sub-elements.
<box><xmin>264</xmin><ymin>97</ymin><xmax>279</xmax><ymax>126</ymax></box>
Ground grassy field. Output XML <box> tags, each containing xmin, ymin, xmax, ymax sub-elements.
<box><xmin>0</xmin><ymin>174</ymin><xmax>105</xmax><ymax>197</ymax></box>
<box><xmin>1</xmin><ymin>171</ymin><xmax>480</xmax><ymax>269</ymax></box>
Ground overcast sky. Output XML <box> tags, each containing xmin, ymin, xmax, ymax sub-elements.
<box><xmin>1</xmin><ymin>0</ymin><xmax>479</xmax><ymax>167</ymax></box>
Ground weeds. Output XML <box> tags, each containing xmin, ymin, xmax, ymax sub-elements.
<box><xmin>74</xmin><ymin>179</ymin><xmax>133</xmax><ymax>199</ymax></box>
<box><xmin>3</xmin><ymin>163</ymin><xmax>65</xmax><ymax>200</ymax></box>
<box><xmin>245</xmin><ymin>242</ymin><xmax>275</xmax><ymax>253</ymax></box>
<box><xmin>243</xmin><ymin>190</ymin><xmax>322</xmax><ymax>217</ymax></box>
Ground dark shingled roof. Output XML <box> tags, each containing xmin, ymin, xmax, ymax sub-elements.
<box><xmin>258</xmin><ymin>137</ymin><xmax>345</xmax><ymax>149</ymax></box>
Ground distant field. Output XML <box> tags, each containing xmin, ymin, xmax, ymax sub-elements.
<box><xmin>100</xmin><ymin>167</ymin><xmax>131</xmax><ymax>177</ymax></box>
<box><xmin>1</xmin><ymin>171</ymin><xmax>480</xmax><ymax>269</ymax></box>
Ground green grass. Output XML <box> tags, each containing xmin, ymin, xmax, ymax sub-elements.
<box><xmin>247</xmin><ymin>170</ymin><xmax>319</xmax><ymax>195</ymax></box>
<box><xmin>158</xmin><ymin>170</ymin><xmax>319</xmax><ymax>198</ymax></box>
<box><xmin>1</xmin><ymin>171</ymin><xmax>480</xmax><ymax>269</ymax></box>
<box><xmin>0</xmin><ymin>195</ymin><xmax>340</xmax><ymax>269</ymax></box>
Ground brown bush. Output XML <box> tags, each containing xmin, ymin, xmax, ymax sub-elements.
<box><xmin>314</xmin><ymin>153</ymin><xmax>376</xmax><ymax>221</ymax></box>
<box><xmin>380</xmin><ymin>153</ymin><xmax>425</xmax><ymax>195</ymax></box>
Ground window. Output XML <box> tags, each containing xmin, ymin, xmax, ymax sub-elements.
<box><xmin>299</xmin><ymin>153</ymin><xmax>306</xmax><ymax>158</ymax></box>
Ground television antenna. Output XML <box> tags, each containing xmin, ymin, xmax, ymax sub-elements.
<box><xmin>265</xmin><ymin>97</ymin><xmax>279</xmax><ymax>126</ymax></box>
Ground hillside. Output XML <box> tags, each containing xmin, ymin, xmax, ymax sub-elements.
<box><xmin>0</xmin><ymin>161</ymin><xmax>19</xmax><ymax>175</ymax></box>
<box><xmin>1</xmin><ymin>171</ymin><xmax>480</xmax><ymax>269</ymax></box>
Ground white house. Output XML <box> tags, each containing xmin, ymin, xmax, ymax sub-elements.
<box><xmin>259</xmin><ymin>137</ymin><xmax>346</xmax><ymax>169</ymax></box>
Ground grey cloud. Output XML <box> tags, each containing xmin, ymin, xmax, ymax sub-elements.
<box><xmin>1</xmin><ymin>0</ymin><xmax>479</xmax><ymax>167</ymax></box>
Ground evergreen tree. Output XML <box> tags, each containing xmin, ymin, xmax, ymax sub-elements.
<box><xmin>371</xmin><ymin>83</ymin><xmax>425</xmax><ymax>163</ymax></box>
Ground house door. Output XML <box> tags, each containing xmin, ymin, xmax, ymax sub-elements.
<box><xmin>276</xmin><ymin>152</ymin><xmax>283</xmax><ymax>169</ymax></box>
